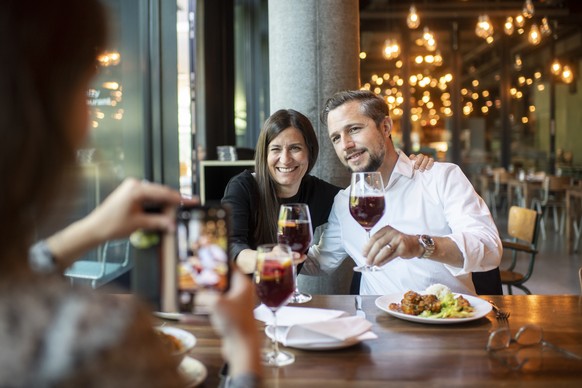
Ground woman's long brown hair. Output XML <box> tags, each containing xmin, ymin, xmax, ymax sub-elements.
<box><xmin>0</xmin><ymin>0</ymin><xmax>107</xmax><ymax>269</ymax></box>
<box><xmin>253</xmin><ymin>109</ymin><xmax>319</xmax><ymax>245</ymax></box>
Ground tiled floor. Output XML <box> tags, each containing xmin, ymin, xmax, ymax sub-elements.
<box><xmin>495</xmin><ymin>210</ymin><xmax>582</xmax><ymax>295</ymax></box>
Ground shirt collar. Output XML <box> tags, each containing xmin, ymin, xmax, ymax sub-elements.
<box><xmin>391</xmin><ymin>150</ymin><xmax>415</xmax><ymax>181</ymax></box>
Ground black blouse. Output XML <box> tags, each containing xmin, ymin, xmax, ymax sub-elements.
<box><xmin>221</xmin><ymin>170</ymin><xmax>341</xmax><ymax>261</ymax></box>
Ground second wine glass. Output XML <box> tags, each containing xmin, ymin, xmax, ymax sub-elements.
<box><xmin>277</xmin><ymin>203</ymin><xmax>313</xmax><ymax>303</ymax></box>
<box><xmin>349</xmin><ymin>172</ymin><xmax>386</xmax><ymax>272</ymax></box>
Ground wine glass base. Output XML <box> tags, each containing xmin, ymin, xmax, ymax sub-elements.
<box><xmin>289</xmin><ymin>291</ymin><xmax>312</xmax><ymax>304</ymax></box>
<box><xmin>262</xmin><ymin>349</ymin><xmax>295</xmax><ymax>367</ymax></box>
<box><xmin>353</xmin><ymin>265</ymin><xmax>384</xmax><ymax>272</ymax></box>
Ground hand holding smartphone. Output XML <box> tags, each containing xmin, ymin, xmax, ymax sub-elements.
<box><xmin>161</xmin><ymin>204</ymin><xmax>231</xmax><ymax>314</ymax></box>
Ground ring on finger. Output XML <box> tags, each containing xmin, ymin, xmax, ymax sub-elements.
<box><xmin>383</xmin><ymin>243</ymin><xmax>393</xmax><ymax>252</ymax></box>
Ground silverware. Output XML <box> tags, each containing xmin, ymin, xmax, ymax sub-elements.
<box><xmin>488</xmin><ymin>300</ymin><xmax>510</xmax><ymax>321</ymax></box>
<box><xmin>355</xmin><ymin>295</ymin><xmax>366</xmax><ymax>319</ymax></box>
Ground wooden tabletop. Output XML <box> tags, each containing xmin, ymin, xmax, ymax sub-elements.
<box><xmin>170</xmin><ymin>295</ymin><xmax>582</xmax><ymax>387</ymax></box>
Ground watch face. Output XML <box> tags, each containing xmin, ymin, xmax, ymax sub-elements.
<box><xmin>421</xmin><ymin>235</ymin><xmax>434</xmax><ymax>246</ymax></box>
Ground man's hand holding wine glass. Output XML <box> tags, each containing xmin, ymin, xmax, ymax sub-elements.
<box><xmin>362</xmin><ymin>226</ymin><xmax>426</xmax><ymax>268</ymax></box>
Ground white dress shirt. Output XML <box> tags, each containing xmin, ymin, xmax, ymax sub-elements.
<box><xmin>307</xmin><ymin>152</ymin><xmax>502</xmax><ymax>295</ymax></box>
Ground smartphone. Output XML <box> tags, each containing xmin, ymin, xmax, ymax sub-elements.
<box><xmin>161</xmin><ymin>204</ymin><xmax>231</xmax><ymax>314</ymax></box>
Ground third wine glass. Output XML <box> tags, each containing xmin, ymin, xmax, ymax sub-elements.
<box><xmin>277</xmin><ymin>203</ymin><xmax>313</xmax><ymax>303</ymax></box>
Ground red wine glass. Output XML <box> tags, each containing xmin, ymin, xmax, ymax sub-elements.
<box><xmin>277</xmin><ymin>203</ymin><xmax>313</xmax><ymax>303</ymax></box>
<box><xmin>255</xmin><ymin>243</ymin><xmax>295</xmax><ymax>366</ymax></box>
<box><xmin>349</xmin><ymin>172</ymin><xmax>386</xmax><ymax>272</ymax></box>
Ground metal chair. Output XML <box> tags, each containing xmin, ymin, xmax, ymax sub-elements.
<box><xmin>490</xmin><ymin>169</ymin><xmax>511</xmax><ymax>219</ymax></box>
<box><xmin>573</xmin><ymin>214</ymin><xmax>582</xmax><ymax>252</ymax></box>
<box><xmin>65</xmin><ymin>239</ymin><xmax>132</xmax><ymax>288</ymax></box>
<box><xmin>530</xmin><ymin>175</ymin><xmax>571</xmax><ymax>240</ymax></box>
<box><xmin>500</xmin><ymin>206</ymin><xmax>541</xmax><ymax>295</ymax></box>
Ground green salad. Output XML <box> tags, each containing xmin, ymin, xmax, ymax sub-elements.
<box><xmin>419</xmin><ymin>290</ymin><xmax>474</xmax><ymax>319</ymax></box>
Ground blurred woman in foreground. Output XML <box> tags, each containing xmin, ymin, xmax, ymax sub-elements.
<box><xmin>0</xmin><ymin>1</ymin><xmax>260</xmax><ymax>386</ymax></box>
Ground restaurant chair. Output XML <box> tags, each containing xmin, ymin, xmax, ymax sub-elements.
<box><xmin>573</xmin><ymin>215</ymin><xmax>582</xmax><ymax>252</ymax></box>
<box><xmin>64</xmin><ymin>239</ymin><xmax>132</xmax><ymax>289</ymax></box>
<box><xmin>500</xmin><ymin>206</ymin><xmax>540</xmax><ymax>295</ymax></box>
<box><xmin>490</xmin><ymin>168</ymin><xmax>511</xmax><ymax>219</ymax></box>
<box><xmin>530</xmin><ymin>175</ymin><xmax>571</xmax><ymax>240</ymax></box>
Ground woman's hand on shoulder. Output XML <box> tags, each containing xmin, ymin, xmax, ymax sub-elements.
<box><xmin>409</xmin><ymin>153</ymin><xmax>435</xmax><ymax>172</ymax></box>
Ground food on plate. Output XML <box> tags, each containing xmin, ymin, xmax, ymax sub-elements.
<box><xmin>389</xmin><ymin>284</ymin><xmax>474</xmax><ymax>318</ymax></box>
<box><xmin>157</xmin><ymin>330</ymin><xmax>183</xmax><ymax>353</ymax></box>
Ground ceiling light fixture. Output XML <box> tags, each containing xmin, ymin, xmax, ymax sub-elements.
<box><xmin>504</xmin><ymin>17</ymin><xmax>515</xmax><ymax>35</ymax></box>
<box><xmin>407</xmin><ymin>5</ymin><xmax>420</xmax><ymax>29</ymax></box>
<box><xmin>528</xmin><ymin>23</ymin><xmax>541</xmax><ymax>45</ymax></box>
<box><xmin>522</xmin><ymin>0</ymin><xmax>535</xmax><ymax>19</ymax></box>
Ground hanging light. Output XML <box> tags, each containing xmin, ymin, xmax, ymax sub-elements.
<box><xmin>476</xmin><ymin>14</ymin><xmax>494</xmax><ymax>39</ymax></box>
<box><xmin>422</xmin><ymin>27</ymin><xmax>437</xmax><ymax>51</ymax></box>
<box><xmin>562</xmin><ymin>65</ymin><xmax>574</xmax><ymax>84</ymax></box>
<box><xmin>515</xmin><ymin>14</ymin><xmax>525</xmax><ymax>28</ymax></box>
<box><xmin>551</xmin><ymin>59</ymin><xmax>562</xmax><ymax>75</ymax></box>
<box><xmin>528</xmin><ymin>23</ymin><xmax>542</xmax><ymax>45</ymax></box>
<box><xmin>434</xmin><ymin>50</ymin><xmax>443</xmax><ymax>66</ymax></box>
<box><xmin>382</xmin><ymin>38</ymin><xmax>400</xmax><ymax>60</ymax></box>
<box><xmin>514</xmin><ymin>54</ymin><xmax>523</xmax><ymax>71</ymax></box>
<box><xmin>540</xmin><ymin>17</ymin><xmax>552</xmax><ymax>37</ymax></box>
<box><xmin>504</xmin><ymin>16</ymin><xmax>515</xmax><ymax>35</ymax></box>
<box><xmin>522</xmin><ymin>0</ymin><xmax>535</xmax><ymax>19</ymax></box>
<box><xmin>407</xmin><ymin>5</ymin><xmax>420</xmax><ymax>29</ymax></box>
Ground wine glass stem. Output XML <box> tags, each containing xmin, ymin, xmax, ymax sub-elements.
<box><xmin>293</xmin><ymin>264</ymin><xmax>300</xmax><ymax>295</ymax></box>
<box><xmin>271</xmin><ymin>310</ymin><xmax>280</xmax><ymax>358</ymax></box>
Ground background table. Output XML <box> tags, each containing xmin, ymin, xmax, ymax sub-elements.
<box><xmin>170</xmin><ymin>295</ymin><xmax>582</xmax><ymax>387</ymax></box>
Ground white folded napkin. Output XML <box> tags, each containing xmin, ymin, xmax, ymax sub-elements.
<box><xmin>254</xmin><ymin>304</ymin><xmax>348</xmax><ymax>326</ymax></box>
<box><xmin>272</xmin><ymin>316</ymin><xmax>377</xmax><ymax>347</ymax></box>
<box><xmin>254</xmin><ymin>305</ymin><xmax>377</xmax><ymax>348</ymax></box>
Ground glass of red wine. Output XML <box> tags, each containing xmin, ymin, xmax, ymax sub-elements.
<box><xmin>349</xmin><ymin>172</ymin><xmax>386</xmax><ymax>272</ymax></box>
<box><xmin>277</xmin><ymin>203</ymin><xmax>314</xmax><ymax>303</ymax></box>
<box><xmin>255</xmin><ymin>243</ymin><xmax>295</xmax><ymax>367</ymax></box>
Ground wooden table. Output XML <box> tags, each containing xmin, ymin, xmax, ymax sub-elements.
<box><xmin>565</xmin><ymin>187</ymin><xmax>582</xmax><ymax>253</ymax></box>
<box><xmin>170</xmin><ymin>295</ymin><xmax>582</xmax><ymax>387</ymax></box>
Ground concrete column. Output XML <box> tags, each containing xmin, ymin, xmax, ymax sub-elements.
<box><xmin>268</xmin><ymin>0</ymin><xmax>360</xmax><ymax>294</ymax></box>
<box><xmin>268</xmin><ymin>0</ymin><xmax>359</xmax><ymax>188</ymax></box>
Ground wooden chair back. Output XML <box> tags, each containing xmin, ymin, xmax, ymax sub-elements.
<box><xmin>545</xmin><ymin>175</ymin><xmax>571</xmax><ymax>192</ymax></box>
<box><xmin>507</xmin><ymin>206</ymin><xmax>538</xmax><ymax>244</ymax></box>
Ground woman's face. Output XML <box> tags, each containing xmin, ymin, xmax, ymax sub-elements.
<box><xmin>267</xmin><ymin>126</ymin><xmax>310</xmax><ymax>198</ymax></box>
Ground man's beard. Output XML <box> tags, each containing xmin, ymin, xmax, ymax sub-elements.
<box><xmin>347</xmin><ymin>148</ymin><xmax>385</xmax><ymax>173</ymax></box>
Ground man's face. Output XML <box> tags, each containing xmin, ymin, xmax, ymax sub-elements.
<box><xmin>327</xmin><ymin>101</ymin><xmax>388</xmax><ymax>172</ymax></box>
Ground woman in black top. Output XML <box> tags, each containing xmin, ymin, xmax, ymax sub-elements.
<box><xmin>222</xmin><ymin>109</ymin><xmax>431</xmax><ymax>274</ymax></box>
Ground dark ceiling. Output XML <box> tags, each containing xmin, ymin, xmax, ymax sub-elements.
<box><xmin>359</xmin><ymin>0</ymin><xmax>582</xmax><ymax>88</ymax></box>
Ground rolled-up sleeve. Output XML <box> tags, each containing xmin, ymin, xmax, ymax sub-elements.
<box><xmin>439</xmin><ymin>165</ymin><xmax>502</xmax><ymax>276</ymax></box>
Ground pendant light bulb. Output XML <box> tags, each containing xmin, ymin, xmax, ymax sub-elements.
<box><xmin>522</xmin><ymin>0</ymin><xmax>535</xmax><ymax>19</ymax></box>
<box><xmin>407</xmin><ymin>5</ymin><xmax>420</xmax><ymax>29</ymax></box>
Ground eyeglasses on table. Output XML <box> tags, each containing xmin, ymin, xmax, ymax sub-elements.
<box><xmin>486</xmin><ymin>324</ymin><xmax>582</xmax><ymax>371</ymax></box>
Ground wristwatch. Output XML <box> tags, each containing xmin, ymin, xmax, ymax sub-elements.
<box><xmin>417</xmin><ymin>234</ymin><xmax>436</xmax><ymax>259</ymax></box>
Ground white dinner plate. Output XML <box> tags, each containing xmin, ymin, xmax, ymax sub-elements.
<box><xmin>265</xmin><ymin>326</ymin><xmax>362</xmax><ymax>350</ymax></box>
<box><xmin>375</xmin><ymin>293</ymin><xmax>492</xmax><ymax>324</ymax></box>
<box><xmin>179</xmin><ymin>356</ymin><xmax>207</xmax><ymax>387</ymax></box>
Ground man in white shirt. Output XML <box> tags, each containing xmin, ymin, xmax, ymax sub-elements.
<box><xmin>307</xmin><ymin>90</ymin><xmax>502</xmax><ymax>295</ymax></box>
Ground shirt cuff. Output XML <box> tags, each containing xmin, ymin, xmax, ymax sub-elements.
<box><xmin>29</xmin><ymin>240</ymin><xmax>57</xmax><ymax>273</ymax></box>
